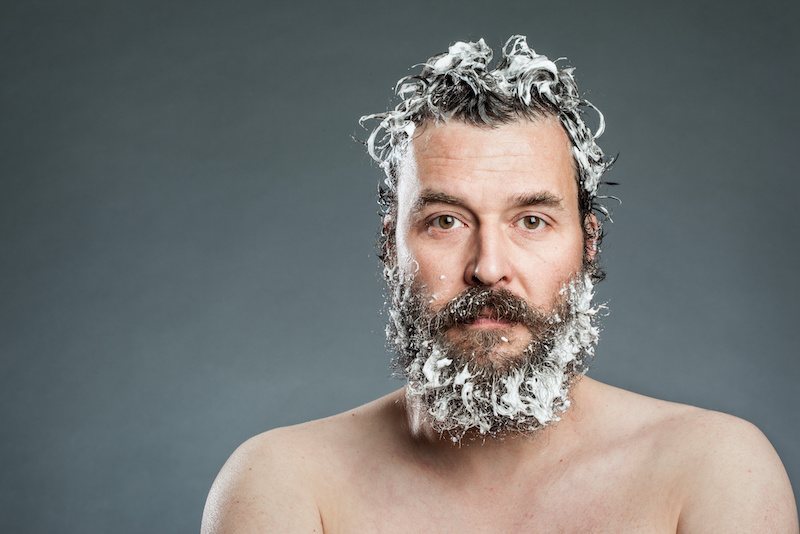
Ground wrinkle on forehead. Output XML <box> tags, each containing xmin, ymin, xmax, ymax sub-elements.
<box><xmin>407</xmin><ymin>117</ymin><xmax>579</xmax><ymax>202</ymax></box>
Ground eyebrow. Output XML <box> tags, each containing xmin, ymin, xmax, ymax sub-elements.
<box><xmin>412</xmin><ymin>190</ymin><xmax>466</xmax><ymax>213</ymax></box>
<box><xmin>412</xmin><ymin>189</ymin><xmax>564</xmax><ymax>214</ymax></box>
<box><xmin>509</xmin><ymin>191</ymin><xmax>564</xmax><ymax>210</ymax></box>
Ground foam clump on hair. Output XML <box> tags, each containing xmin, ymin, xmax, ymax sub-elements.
<box><xmin>360</xmin><ymin>35</ymin><xmax>611</xmax><ymax>201</ymax></box>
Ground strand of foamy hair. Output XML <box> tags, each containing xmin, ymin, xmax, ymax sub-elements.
<box><xmin>359</xmin><ymin>35</ymin><xmax>613</xmax><ymax>200</ymax></box>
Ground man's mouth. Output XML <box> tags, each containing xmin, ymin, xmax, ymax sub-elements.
<box><xmin>463</xmin><ymin>308</ymin><xmax>515</xmax><ymax>329</ymax></box>
<box><xmin>467</xmin><ymin>318</ymin><xmax>513</xmax><ymax>328</ymax></box>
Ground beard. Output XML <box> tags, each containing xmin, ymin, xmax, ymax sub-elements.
<box><xmin>385</xmin><ymin>265</ymin><xmax>604</xmax><ymax>442</ymax></box>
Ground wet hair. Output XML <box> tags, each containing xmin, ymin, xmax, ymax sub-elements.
<box><xmin>359</xmin><ymin>35</ymin><xmax>617</xmax><ymax>282</ymax></box>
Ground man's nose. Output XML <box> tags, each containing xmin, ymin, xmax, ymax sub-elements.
<box><xmin>464</xmin><ymin>225</ymin><xmax>511</xmax><ymax>287</ymax></box>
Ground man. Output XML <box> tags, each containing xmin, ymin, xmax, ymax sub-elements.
<box><xmin>202</xmin><ymin>36</ymin><xmax>798</xmax><ymax>532</ymax></box>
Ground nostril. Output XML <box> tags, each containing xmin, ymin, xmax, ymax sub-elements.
<box><xmin>470</xmin><ymin>266</ymin><xmax>482</xmax><ymax>286</ymax></box>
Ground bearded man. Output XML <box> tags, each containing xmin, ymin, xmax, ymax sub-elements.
<box><xmin>202</xmin><ymin>36</ymin><xmax>798</xmax><ymax>533</ymax></box>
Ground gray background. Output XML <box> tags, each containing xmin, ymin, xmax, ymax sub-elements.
<box><xmin>1</xmin><ymin>0</ymin><xmax>797</xmax><ymax>532</ymax></box>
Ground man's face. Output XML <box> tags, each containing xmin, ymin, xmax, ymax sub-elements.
<box><xmin>396</xmin><ymin>116</ymin><xmax>587</xmax><ymax>350</ymax></box>
<box><xmin>386</xmin><ymin>117</ymin><xmax>601</xmax><ymax>439</ymax></box>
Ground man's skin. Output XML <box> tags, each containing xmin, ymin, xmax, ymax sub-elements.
<box><xmin>202</xmin><ymin>118</ymin><xmax>798</xmax><ymax>533</ymax></box>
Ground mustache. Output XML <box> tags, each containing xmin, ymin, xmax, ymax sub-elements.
<box><xmin>427</xmin><ymin>287</ymin><xmax>546</xmax><ymax>332</ymax></box>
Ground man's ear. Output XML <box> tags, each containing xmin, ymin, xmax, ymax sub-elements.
<box><xmin>583</xmin><ymin>213</ymin><xmax>600</xmax><ymax>261</ymax></box>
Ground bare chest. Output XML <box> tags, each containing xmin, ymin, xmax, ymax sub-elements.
<box><xmin>318</xmin><ymin>451</ymin><xmax>682</xmax><ymax>533</ymax></box>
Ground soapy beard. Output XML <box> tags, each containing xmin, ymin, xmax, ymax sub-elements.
<box><xmin>385</xmin><ymin>267</ymin><xmax>602</xmax><ymax>442</ymax></box>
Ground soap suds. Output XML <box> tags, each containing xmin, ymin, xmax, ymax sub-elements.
<box><xmin>360</xmin><ymin>35</ymin><xmax>614</xmax><ymax>203</ymax></box>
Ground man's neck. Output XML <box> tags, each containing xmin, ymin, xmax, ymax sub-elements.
<box><xmin>397</xmin><ymin>376</ymin><xmax>594</xmax><ymax>482</ymax></box>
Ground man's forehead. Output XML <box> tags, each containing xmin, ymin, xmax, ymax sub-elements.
<box><xmin>413</xmin><ymin>117</ymin><xmax>566</xmax><ymax>155</ymax></box>
<box><xmin>402</xmin><ymin>117</ymin><xmax>579</xmax><ymax>202</ymax></box>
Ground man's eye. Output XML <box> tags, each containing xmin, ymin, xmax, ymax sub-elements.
<box><xmin>517</xmin><ymin>215</ymin><xmax>546</xmax><ymax>230</ymax></box>
<box><xmin>430</xmin><ymin>215</ymin><xmax>462</xmax><ymax>230</ymax></box>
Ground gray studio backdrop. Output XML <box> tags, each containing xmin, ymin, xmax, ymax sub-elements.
<box><xmin>1</xmin><ymin>0</ymin><xmax>797</xmax><ymax>532</ymax></box>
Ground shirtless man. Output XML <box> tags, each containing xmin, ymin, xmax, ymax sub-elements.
<box><xmin>202</xmin><ymin>36</ymin><xmax>798</xmax><ymax>533</ymax></box>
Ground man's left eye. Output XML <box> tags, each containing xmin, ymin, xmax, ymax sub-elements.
<box><xmin>517</xmin><ymin>216</ymin><xmax>547</xmax><ymax>230</ymax></box>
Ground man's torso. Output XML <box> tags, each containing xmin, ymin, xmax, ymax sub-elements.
<box><xmin>288</xmin><ymin>379</ymin><xmax>698</xmax><ymax>533</ymax></box>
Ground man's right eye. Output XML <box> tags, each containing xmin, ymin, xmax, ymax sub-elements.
<box><xmin>429</xmin><ymin>215</ymin><xmax>463</xmax><ymax>230</ymax></box>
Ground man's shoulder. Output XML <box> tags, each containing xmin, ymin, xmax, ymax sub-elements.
<box><xmin>206</xmin><ymin>392</ymin><xmax>398</xmax><ymax>476</ymax></box>
<box><xmin>231</xmin><ymin>388</ymin><xmax>403</xmax><ymax>452</ymax></box>
<box><xmin>589</xmin><ymin>380</ymin><xmax>784</xmax><ymax>467</ymax></box>
<box><xmin>586</xmin><ymin>380</ymin><xmax>798</xmax><ymax>531</ymax></box>
<box><xmin>200</xmin><ymin>392</ymin><xmax>400</xmax><ymax>533</ymax></box>
<box><xmin>200</xmin><ymin>425</ymin><xmax>323</xmax><ymax>533</ymax></box>
<box><xmin>584</xmin><ymin>378</ymin><xmax>766</xmax><ymax>441</ymax></box>
<box><xmin>666</xmin><ymin>406</ymin><xmax>798</xmax><ymax>531</ymax></box>
<box><xmin>266</xmin><ymin>389</ymin><xmax>406</xmax><ymax>451</ymax></box>
<box><xmin>201</xmin><ymin>391</ymin><xmax>405</xmax><ymax>533</ymax></box>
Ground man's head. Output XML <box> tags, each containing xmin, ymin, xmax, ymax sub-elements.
<box><xmin>361</xmin><ymin>35</ymin><xmax>613</xmax><ymax>282</ymax></box>
<box><xmin>360</xmin><ymin>36</ymin><xmax>612</xmax><ymax>441</ymax></box>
